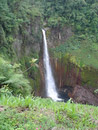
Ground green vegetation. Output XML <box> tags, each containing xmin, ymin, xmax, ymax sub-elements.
<box><xmin>19</xmin><ymin>55</ymin><xmax>40</xmax><ymax>93</ymax></box>
<box><xmin>43</xmin><ymin>0</ymin><xmax>98</xmax><ymax>69</ymax></box>
<box><xmin>0</xmin><ymin>1</ymin><xmax>98</xmax><ymax>129</ymax></box>
<box><xmin>0</xmin><ymin>0</ymin><xmax>43</xmax><ymax>93</ymax></box>
<box><xmin>52</xmin><ymin>34</ymin><xmax>98</xmax><ymax>69</ymax></box>
<box><xmin>43</xmin><ymin>0</ymin><xmax>98</xmax><ymax>34</ymax></box>
<box><xmin>1</xmin><ymin>0</ymin><xmax>98</xmax><ymax>43</ymax></box>
<box><xmin>0</xmin><ymin>57</ymin><xmax>31</xmax><ymax>96</ymax></box>
<box><xmin>0</xmin><ymin>0</ymin><xmax>42</xmax><ymax>54</ymax></box>
<box><xmin>0</xmin><ymin>0</ymin><xmax>98</xmax><ymax>89</ymax></box>
<box><xmin>0</xmin><ymin>95</ymin><xmax>98</xmax><ymax>130</ymax></box>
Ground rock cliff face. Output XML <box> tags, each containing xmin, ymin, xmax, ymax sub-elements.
<box><xmin>51</xmin><ymin>57</ymin><xmax>98</xmax><ymax>105</ymax></box>
<box><xmin>39</xmin><ymin>26</ymin><xmax>73</xmax><ymax>98</ymax></box>
<box><xmin>51</xmin><ymin>57</ymin><xmax>98</xmax><ymax>88</ymax></box>
<box><xmin>13</xmin><ymin>17</ymin><xmax>42</xmax><ymax>58</ymax></box>
<box><xmin>39</xmin><ymin>27</ymin><xmax>98</xmax><ymax>105</ymax></box>
<box><xmin>46</xmin><ymin>27</ymin><xmax>73</xmax><ymax>48</ymax></box>
<box><xmin>11</xmin><ymin>22</ymin><xmax>98</xmax><ymax>105</ymax></box>
<box><xmin>12</xmin><ymin>17</ymin><xmax>43</xmax><ymax>95</ymax></box>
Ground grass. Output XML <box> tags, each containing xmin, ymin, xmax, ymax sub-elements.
<box><xmin>0</xmin><ymin>96</ymin><xmax>98</xmax><ymax>130</ymax></box>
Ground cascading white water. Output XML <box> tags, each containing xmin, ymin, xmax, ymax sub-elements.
<box><xmin>42</xmin><ymin>29</ymin><xmax>62</xmax><ymax>101</ymax></box>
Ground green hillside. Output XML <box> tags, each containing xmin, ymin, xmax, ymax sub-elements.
<box><xmin>0</xmin><ymin>95</ymin><xmax>98</xmax><ymax>130</ymax></box>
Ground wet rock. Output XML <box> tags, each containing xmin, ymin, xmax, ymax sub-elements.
<box><xmin>70</xmin><ymin>85</ymin><xmax>98</xmax><ymax>106</ymax></box>
<box><xmin>52</xmin><ymin>56</ymin><xmax>98</xmax><ymax>89</ymax></box>
<box><xmin>58</xmin><ymin>86</ymin><xmax>73</xmax><ymax>102</ymax></box>
<box><xmin>47</xmin><ymin>27</ymin><xmax>73</xmax><ymax>48</ymax></box>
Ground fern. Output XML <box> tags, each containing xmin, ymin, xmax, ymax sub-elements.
<box><xmin>0</xmin><ymin>57</ymin><xmax>31</xmax><ymax>96</ymax></box>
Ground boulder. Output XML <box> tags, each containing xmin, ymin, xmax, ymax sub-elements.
<box><xmin>69</xmin><ymin>85</ymin><xmax>98</xmax><ymax>106</ymax></box>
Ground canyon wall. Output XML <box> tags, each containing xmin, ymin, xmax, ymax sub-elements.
<box><xmin>45</xmin><ymin>27</ymin><xmax>98</xmax><ymax>105</ymax></box>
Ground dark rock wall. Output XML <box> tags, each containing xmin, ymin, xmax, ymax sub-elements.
<box><xmin>39</xmin><ymin>26</ymin><xmax>98</xmax><ymax>105</ymax></box>
<box><xmin>13</xmin><ymin>17</ymin><xmax>42</xmax><ymax>58</ymax></box>
<box><xmin>12</xmin><ymin>17</ymin><xmax>43</xmax><ymax>95</ymax></box>
<box><xmin>51</xmin><ymin>57</ymin><xmax>98</xmax><ymax>105</ymax></box>
<box><xmin>52</xmin><ymin>57</ymin><xmax>98</xmax><ymax>89</ymax></box>
<box><xmin>46</xmin><ymin>27</ymin><xmax>73</xmax><ymax>48</ymax></box>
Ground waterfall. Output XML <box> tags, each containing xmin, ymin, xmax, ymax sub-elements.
<box><xmin>42</xmin><ymin>29</ymin><xmax>62</xmax><ymax>101</ymax></box>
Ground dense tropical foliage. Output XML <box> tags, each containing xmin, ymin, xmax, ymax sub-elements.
<box><xmin>44</xmin><ymin>0</ymin><xmax>98</xmax><ymax>34</ymax></box>
<box><xmin>0</xmin><ymin>0</ymin><xmax>98</xmax><ymax>129</ymax></box>
<box><xmin>0</xmin><ymin>0</ymin><xmax>98</xmax><ymax>36</ymax></box>
<box><xmin>0</xmin><ymin>57</ymin><xmax>31</xmax><ymax>96</ymax></box>
<box><xmin>0</xmin><ymin>0</ymin><xmax>97</xmax><ymax>96</ymax></box>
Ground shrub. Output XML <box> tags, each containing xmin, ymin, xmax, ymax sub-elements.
<box><xmin>0</xmin><ymin>57</ymin><xmax>31</xmax><ymax>96</ymax></box>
